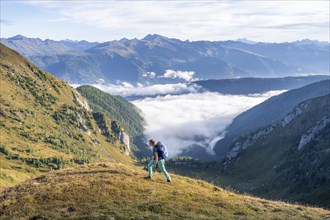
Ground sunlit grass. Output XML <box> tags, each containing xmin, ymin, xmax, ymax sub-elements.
<box><xmin>1</xmin><ymin>162</ymin><xmax>329</xmax><ymax>219</ymax></box>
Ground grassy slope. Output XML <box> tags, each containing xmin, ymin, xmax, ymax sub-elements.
<box><xmin>1</xmin><ymin>162</ymin><xmax>329</xmax><ymax>220</ymax></box>
<box><xmin>0</xmin><ymin>44</ymin><xmax>132</xmax><ymax>189</ymax></box>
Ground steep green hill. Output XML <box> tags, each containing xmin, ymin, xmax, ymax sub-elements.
<box><xmin>76</xmin><ymin>85</ymin><xmax>149</xmax><ymax>158</ymax></box>
<box><xmin>0</xmin><ymin>44</ymin><xmax>133</xmax><ymax>189</ymax></box>
<box><xmin>221</xmin><ymin>94</ymin><xmax>330</xmax><ymax>207</ymax></box>
<box><xmin>1</xmin><ymin>162</ymin><xmax>329</xmax><ymax>220</ymax></box>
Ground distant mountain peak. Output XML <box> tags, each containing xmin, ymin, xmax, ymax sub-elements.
<box><xmin>9</xmin><ymin>34</ymin><xmax>27</xmax><ymax>40</ymax></box>
<box><xmin>119</xmin><ymin>38</ymin><xmax>129</xmax><ymax>44</ymax></box>
<box><xmin>293</xmin><ymin>39</ymin><xmax>329</xmax><ymax>47</ymax></box>
<box><xmin>236</xmin><ymin>38</ymin><xmax>258</xmax><ymax>44</ymax></box>
<box><xmin>142</xmin><ymin>34</ymin><xmax>167</xmax><ymax>41</ymax></box>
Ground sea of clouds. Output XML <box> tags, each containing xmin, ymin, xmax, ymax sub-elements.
<box><xmin>73</xmin><ymin>80</ymin><xmax>285</xmax><ymax>157</ymax></box>
<box><xmin>132</xmin><ymin>89</ymin><xmax>285</xmax><ymax>156</ymax></box>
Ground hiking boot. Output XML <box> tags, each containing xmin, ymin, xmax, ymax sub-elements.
<box><xmin>144</xmin><ymin>176</ymin><xmax>152</xmax><ymax>180</ymax></box>
<box><xmin>167</xmin><ymin>179</ymin><xmax>172</xmax><ymax>183</ymax></box>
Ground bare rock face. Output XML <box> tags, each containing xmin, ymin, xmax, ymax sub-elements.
<box><xmin>226</xmin><ymin>125</ymin><xmax>274</xmax><ymax>161</ymax></box>
<box><xmin>75</xmin><ymin>111</ymin><xmax>90</xmax><ymax>135</ymax></box>
<box><xmin>298</xmin><ymin>116</ymin><xmax>330</xmax><ymax>150</ymax></box>
<box><xmin>281</xmin><ymin>103</ymin><xmax>307</xmax><ymax>127</ymax></box>
<box><xmin>73</xmin><ymin>91</ymin><xmax>91</xmax><ymax>112</ymax></box>
<box><xmin>226</xmin><ymin>101</ymin><xmax>317</xmax><ymax>161</ymax></box>
<box><xmin>119</xmin><ymin>131</ymin><xmax>130</xmax><ymax>155</ymax></box>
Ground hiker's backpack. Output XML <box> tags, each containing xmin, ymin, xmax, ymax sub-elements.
<box><xmin>157</xmin><ymin>142</ymin><xmax>168</xmax><ymax>159</ymax></box>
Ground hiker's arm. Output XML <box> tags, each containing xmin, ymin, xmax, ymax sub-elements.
<box><xmin>154</xmin><ymin>152</ymin><xmax>158</xmax><ymax>167</ymax></box>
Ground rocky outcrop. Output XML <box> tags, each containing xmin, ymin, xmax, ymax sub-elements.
<box><xmin>73</xmin><ymin>91</ymin><xmax>91</xmax><ymax>112</ymax></box>
<box><xmin>298</xmin><ymin>116</ymin><xmax>330</xmax><ymax>150</ymax></box>
<box><xmin>281</xmin><ymin>103</ymin><xmax>307</xmax><ymax>127</ymax></box>
<box><xmin>93</xmin><ymin>112</ymin><xmax>114</xmax><ymax>142</ymax></box>
<box><xmin>93</xmin><ymin>112</ymin><xmax>131</xmax><ymax>155</ymax></box>
<box><xmin>226</xmin><ymin>102</ymin><xmax>311</xmax><ymax>161</ymax></box>
<box><xmin>119</xmin><ymin>131</ymin><xmax>130</xmax><ymax>155</ymax></box>
<box><xmin>226</xmin><ymin>125</ymin><xmax>274</xmax><ymax>160</ymax></box>
<box><xmin>75</xmin><ymin>111</ymin><xmax>90</xmax><ymax>135</ymax></box>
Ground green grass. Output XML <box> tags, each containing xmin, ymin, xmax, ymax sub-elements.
<box><xmin>0</xmin><ymin>43</ymin><xmax>134</xmax><ymax>189</ymax></box>
<box><xmin>1</xmin><ymin>162</ymin><xmax>329</xmax><ymax>220</ymax></box>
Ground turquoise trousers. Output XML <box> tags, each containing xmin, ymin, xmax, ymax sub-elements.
<box><xmin>148</xmin><ymin>159</ymin><xmax>171</xmax><ymax>181</ymax></box>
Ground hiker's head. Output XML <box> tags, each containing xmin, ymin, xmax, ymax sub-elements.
<box><xmin>149</xmin><ymin>139</ymin><xmax>156</xmax><ymax>147</ymax></box>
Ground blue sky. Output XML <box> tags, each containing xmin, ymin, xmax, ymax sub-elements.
<box><xmin>1</xmin><ymin>0</ymin><xmax>329</xmax><ymax>42</ymax></box>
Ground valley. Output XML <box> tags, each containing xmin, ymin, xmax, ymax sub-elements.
<box><xmin>0</xmin><ymin>38</ymin><xmax>329</xmax><ymax>218</ymax></box>
<box><xmin>1</xmin><ymin>1</ymin><xmax>330</xmax><ymax>218</ymax></box>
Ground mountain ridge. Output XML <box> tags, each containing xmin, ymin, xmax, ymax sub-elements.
<box><xmin>194</xmin><ymin>76</ymin><xmax>329</xmax><ymax>95</ymax></box>
<box><xmin>1</xmin><ymin>35</ymin><xmax>328</xmax><ymax>84</ymax></box>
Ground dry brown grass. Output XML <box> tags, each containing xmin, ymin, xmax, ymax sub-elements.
<box><xmin>1</xmin><ymin>162</ymin><xmax>329</xmax><ymax>220</ymax></box>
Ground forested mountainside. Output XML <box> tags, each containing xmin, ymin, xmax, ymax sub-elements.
<box><xmin>0</xmin><ymin>44</ymin><xmax>138</xmax><ymax>188</ymax></box>
<box><xmin>76</xmin><ymin>85</ymin><xmax>149</xmax><ymax>158</ymax></box>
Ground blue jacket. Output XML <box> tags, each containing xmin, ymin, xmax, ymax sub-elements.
<box><xmin>153</xmin><ymin>142</ymin><xmax>166</xmax><ymax>160</ymax></box>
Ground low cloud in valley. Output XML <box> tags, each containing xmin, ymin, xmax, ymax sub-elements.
<box><xmin>132</xmin><ymin>90</ymin><xmax>285</xmax><ymax>156</ymax></box>
<box><xmin>75</xmin><ymin>82</ymin><xmax>202</xmax><ymax>97</ymax></box>
<box><xmin>72</xmin><ymin>82</ymin><xmax>285</xmax><ymax>157</ymax></box>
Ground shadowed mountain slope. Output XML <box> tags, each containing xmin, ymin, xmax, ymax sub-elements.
<box><xmin>214</xmin><ymin>80</ymin><xmax>330</xmax><ymax>157</ymax></box>
<box><xmin>222</xmin><ymin>94</ymin><xmax>330</xmax><ymax>208</ymax></box>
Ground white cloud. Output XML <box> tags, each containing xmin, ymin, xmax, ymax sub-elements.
<box><xmin>22</xmin><ymin>1</ymin><xmax>329</xmax><ymax>42</ymax></box>
<box><xmin>142</xmin><ymin>72</ymin><xmax>156</xmax><ymax>79</ymax></box>
<box><xmin>162</xmin><ymin>70</ymin><xmax>196</xmax><ymax>81</ymax></box>
<box><xmin>73</xmin><ymin>82</ymin><xmax>202</xmax><ymax>97</ymax></box>
<box><xmin>132</xmin><ymin>90</ymin><xmax>286</xmax><ymax>157</ymax></box>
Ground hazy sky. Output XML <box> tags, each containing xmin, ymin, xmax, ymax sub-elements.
<box><xmin>1</xmin><ymin>0</ymin><xmax>329</xmax><ymax>42</ymax></box>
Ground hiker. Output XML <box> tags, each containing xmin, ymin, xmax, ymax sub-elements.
<box><xmin>145</xmin><ymin>139</ymin><xmax>172</xmax><ymax>183</ymax></box>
